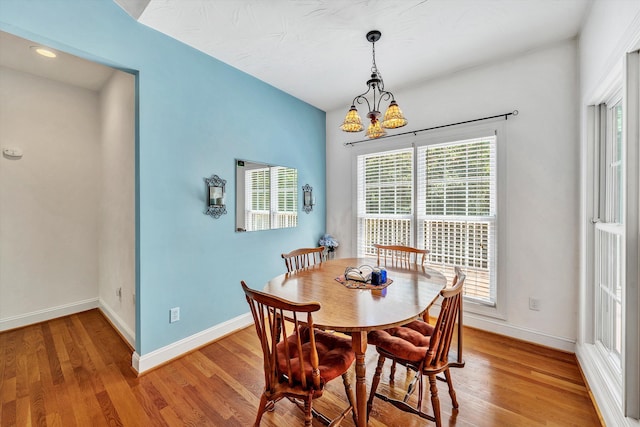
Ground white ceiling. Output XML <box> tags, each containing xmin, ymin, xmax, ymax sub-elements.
<box><xmin>0</xmin><ymin>1</ymin><xmax>593</xmax><ymax>107</ymax></box>
<box><xmin>137</xmin><ymin>0</ymin><xmax>593</xmax><ymax>112</ymax></box>
<box><xmin>0</xmin><ymin>31</ymin><xmax>115</xmax><ymax>92</ymax></box>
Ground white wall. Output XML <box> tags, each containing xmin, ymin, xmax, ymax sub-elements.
<box><xmin>0</xmin><ymin>66</ymin><xmax>101</xmax><ymax>328</ymax></box>
<box><xmin>580</xmin><ymin>0</ymin><xmax>640</xmax><ymax>103</ymax></box>
<box><xmin>98</xmin><ymin>70</ymin><xmax>136</xmax><ymax>346</ymax></box>
<box><xmin>0</xmin><ymin>66</ymin><xmax>136</xmax><ymax>342</ymax></box>
<box><xmin>326</xmin><ymin>40</ymin><xmax>579</xmax><ymax>349</ymax></box>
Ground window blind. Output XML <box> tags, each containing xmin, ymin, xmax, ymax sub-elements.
<box><xmin>417</xmin><ymin>136</ymin><xmax>497</xmax><ymax>304</ymax></box>
<box><xmin>246</xmin><ymin>168</ymin><xmax>270</xmax><ymax>231</ymax></box>
<box><xmin>355</xmin><ymin>135</ymin><xmax>498</xmax><ymax>305</ymax></box>
<box><xmin>273</xmin><ymin>166</ymin><xmax>298</xmax><ymax>228</ymax></box>
<box><xmin>357</xmin><ymin>147</ymin><xmax>414</xmax><ymax>257</ymax></box>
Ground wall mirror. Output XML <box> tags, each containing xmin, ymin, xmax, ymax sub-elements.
<box><xmin>235</xmin><ymin>159</ymin><xmax>298</xmax><ymax>232</ymax></box>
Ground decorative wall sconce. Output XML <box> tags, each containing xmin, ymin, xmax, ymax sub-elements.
<box><xmin>204</xmin><ymin>174</ymin><xmax>227</xmax><ymax>219</ymax></box>
<box><xmin>302</xmin><ymin>184</ymin><xmax>315</xmax><ymax>214</ymax></box>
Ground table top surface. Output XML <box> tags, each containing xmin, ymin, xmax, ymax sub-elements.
<box><xmin>263</xmin><ymin>257</ymin><xmax>447</xmax><ymax>333</ymax></box>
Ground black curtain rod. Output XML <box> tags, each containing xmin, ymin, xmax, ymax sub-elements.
<box><xmin>344</xmin><ymin>110</ymin><xmax>519</xmax><ymax>146</ymax></box>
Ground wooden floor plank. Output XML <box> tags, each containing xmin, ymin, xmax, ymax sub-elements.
<box><xmin>0</xmin><ymin>309</ymin><xmax>601</xmax><ymax>426</ymax></box>
<box><xmin>129</xmin><ymin>380</ymin><xmax>170</xmax><ymax>427</ymax></box>
<box><xmin>15</xmin><ymin>396</ymin><xmax>30</xmax><ymax>426</ymax></box>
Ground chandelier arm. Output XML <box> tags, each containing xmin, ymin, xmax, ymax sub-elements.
<box><xmin>352</xmin><ymin>89</ymin><xmax>373</xmax><ymax>113</ymax></box>
<box><xmin>374</xmin><ymin>90</ymin><xmax>394</xmax><ymax>113</ymax></box>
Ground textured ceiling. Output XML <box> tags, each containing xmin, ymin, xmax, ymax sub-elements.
<box><xmin>138</xmin><ymin>0</ymin><xmax>592</xmax><ymax>112</ymax></box>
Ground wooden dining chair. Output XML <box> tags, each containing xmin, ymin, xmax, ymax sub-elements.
<box><xmin>241</xmin><ymin>281</ymin><xmax>357</xmax><ymax>426</ymax></box>
<box><xmin>366</xmin><ymin>269</ymin><xmax>466</xmax><ymax>426</ymax></box>
<box><xmin>281</xmin><ymin>246</ymin><xmax>325</xmax><ymax>272</ymax></box>
<box><xmin>374</xmin><ymin>244</ymin><xmax>429</xmax><ymax>267</ymax></box>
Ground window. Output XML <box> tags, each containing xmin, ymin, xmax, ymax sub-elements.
<box><xmin>593</xmin><ymin>101</ymin><xmax>624</xmax><ymax>377</ymax></box>
<box><xmin>357</xmin><ymin>148</ymin><xmax>414</xmax><ymax>250</ymax></box>
<box><xmin>418</xmin><ymin>138</ymin><xmax>497</xmax><ymax>303</ymax></box>
<box><xmin>356</xmin><ymin>134</ymin><xmax>497</xmax><ymax>305</ymax></box>
<box><xmin>583</xmin><ymin>50</ymin><xmax>640</xmax><ymax>421</ymax></box>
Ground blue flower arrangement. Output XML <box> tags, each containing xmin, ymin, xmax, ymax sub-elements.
<box><xmin>318</xmin><ymin>233</ymin><xmax>339</xmax><ymax>252</ymax></box>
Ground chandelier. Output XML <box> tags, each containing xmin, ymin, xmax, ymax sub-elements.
<box><xmin>340</xmin><ymin>30</ymin><xmax>407</xmax><ymax>139</ymax></box>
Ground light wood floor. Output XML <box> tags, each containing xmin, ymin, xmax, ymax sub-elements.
<box><xmin>0</xmin><ymin>309</ymin><xmax>601</xmax><ymax>426</ymax></box>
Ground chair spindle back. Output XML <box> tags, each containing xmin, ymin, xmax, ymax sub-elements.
<box><xmin>241</xmin><ymin>281</ymin><xmax>322</xmax><ymax>392</ymax></box>
<box><xmin>281</xmin><ymin>246</ymin><xmax>325</xmax><ymax>272</ymax></box>
<box><xmin>374</xmin><ymin>244</ymin><xmax>428</xmax><ymax>267</ymax></box>
<box><xmin>424</xmin><ymin>269</ymin><xmax>465</xmax><ymax>368</ymax></box>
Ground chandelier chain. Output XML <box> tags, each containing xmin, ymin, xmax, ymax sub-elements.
<box><xmin>370</xmin><ymin>41</ymin><xmax>384</xmax><ymax>90</ymax></box>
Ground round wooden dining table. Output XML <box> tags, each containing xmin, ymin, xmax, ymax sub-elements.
<box><xmin>263</xmin><ymin>257</ymin><xmax>447</xmax><ymax>427</ymax></box>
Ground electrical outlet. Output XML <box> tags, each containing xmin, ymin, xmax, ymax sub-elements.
<box><xmin>170</xmin><ymin>307</ymin><xmax>180</xmax><ymax>323</ymax></box>
<box><xmin>529</xmin><ymin>297</ymin><xmax>540</xmax><ymax>311</ymax></box>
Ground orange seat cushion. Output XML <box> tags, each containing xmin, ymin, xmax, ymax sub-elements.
<box><xmin>276</xmin><ymin>328</ymin><xmax>354</xmax><ymax>386</ymax></box>
<box><xmin>403</xmin><ymin>319</ymin><xmax>435</xmax><ymax>336</ymax></box>
<box><xmin>368</xmin><ymin>320</ymin><xmax>434</xmax><ymax>363</ymax></box>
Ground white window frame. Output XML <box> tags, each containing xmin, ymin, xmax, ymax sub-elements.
<box><xmin>582</xmin><ymin>49</ymin><xmax>640</xmax><ymax>422</ymax></box>
<box><xmin>351</xmin><ymin>123</ymin><xmax>507</xmax><ymax>319</ymax></box>
<box><xmin>593</xmin><ymin>96</ymin><xmax>624</xmax><ymax>390</ymax></box>
<box><xmin>622</xmin><ymin>49</ymin><xmax>639</xmax><ymax>420</ymax></box>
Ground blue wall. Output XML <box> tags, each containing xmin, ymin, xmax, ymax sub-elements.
<box><xmin>0</xmin><ymin>0</ymin><xmax>326</xmax><ymax>354</ymax></box>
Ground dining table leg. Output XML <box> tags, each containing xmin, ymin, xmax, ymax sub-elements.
<box><xmin>351</xmin><ymin>331</ymin><xmax>368</xmax><ymax>427</ymax></box>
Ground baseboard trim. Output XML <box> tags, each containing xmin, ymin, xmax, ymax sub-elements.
<box><xmin>0</xmin><ymin>298</ymin><xmax>99</xmax><ymax>332</ymax></box>
<box><xmin>576</xmin><ymin>343</ymin><xmax>640</xmax><ymax>427</ymax></box>
<box><xmin>98</xmin><ymin>300</ymin><xmax>135</xmax><ymax>348</ymax></box>
<box><xmin>132</xmin><ymin>312</ymin><xmax>254</xmax><ymax>374</ymax></box>
<box><xmin>465</xmin><ymin>313</ymin><xmax>576</xmax><ymax>352</ymax></box>
<box><xmin>131</xmin><ymin>311</ymin><xmax>576</xmax><ymax>373</ymax></box>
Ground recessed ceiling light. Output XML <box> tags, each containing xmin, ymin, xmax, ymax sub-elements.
<box><xmin>30</xmin><ymin>46</ymin><xmax>57</xmax><ymax>58</ymax></box>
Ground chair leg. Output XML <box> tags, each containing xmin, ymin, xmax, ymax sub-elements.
<box><xmin>444</xmin><ymin>368</ymin><xmax>459</xmax><ymax>408</ymax></box>
<box><xmin>389</xmin><ymin>360</ymin><xmax>396</xmax><ymax>381</ymax></box>
<box><xmin>403</xmin><ymin>368</ymin><xmax>421</xmax><ymax>403</ymax></box>
<box><xmin>367</xmin><ymin>355</ymin><xmax>386</xmax><ymax>420</ymax></box>
<box><xmin>341</xmin><ymin>371</ymin><xmax>358</xmax><ymax>426</ymax></box>
<box><xmin>254</xmin><ymin>394</ymin><xmax>269</xmax><ymax>426</ymax></box>
<box><xmin>428</xmin><ymin>374</ymin><xmax>442</xmax><ymax>427</ymax></box>
<box><xmin>416</xmin><ymin>369</ymin><xmax>424</xmax><ymax>413</ymax></box>
<box><xmin>304</xmin><ymin>396</ymin><xmax>313</xmax><ymax>426</ymax></box>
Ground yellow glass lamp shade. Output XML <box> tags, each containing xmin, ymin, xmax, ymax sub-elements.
<box><xmin>381</xmin><ymin>101</ymin><xmax>408</xmax><ymax>129</ymax></box>
<box><xmin>366</xmin><ymin>118</ymin><xmax>386</xmax><ymax>139</ymax></box>
<box><xmin>340</xmin><ymin>106</ymin><xmax>364</xmax><ymax>132</ymax></box>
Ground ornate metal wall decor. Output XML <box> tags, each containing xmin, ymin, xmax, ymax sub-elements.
<box><xmin>204</xmin><ymin>174</ymin><xmax>227</xmax><ymax>219</ymax></box>
<box><xmin>302</xmin><ymin>184</ymin><xmax>314</xmax><ymax>213</ymax></box>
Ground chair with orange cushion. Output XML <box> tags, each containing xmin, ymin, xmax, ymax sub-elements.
<box><xmin>374</xmin><ymin>244</ymin><xmax>429</xmax><ymax>267</ymax></box>
<box><xmin>281</xmin><ymin>246</ymin><xmax>325</xmax><ymax>272</ymax></box>
<box><xmin>241</xmin><ymin>281</ymin><xmax>357</xmax><ymax>426</ymax></box>
<box><xmin>374</xmin><ymin>243</ymin><xmax>431</xmax><ymax>379</ymax></box>
<box><xmin>366</xmin><ymin>268</ymin><xmax>466</xmax><ymax>426</ymax></box>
